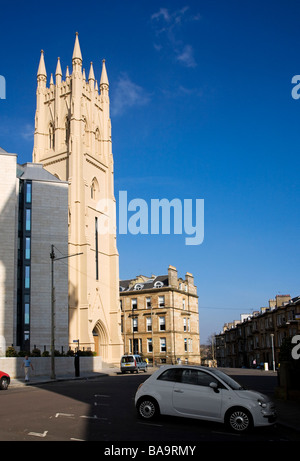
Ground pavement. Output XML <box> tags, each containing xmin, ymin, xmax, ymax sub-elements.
<box><xmin>8</xmin><ymin>366</ymin><xmax>300</xmax><ymax>434</ymax></box>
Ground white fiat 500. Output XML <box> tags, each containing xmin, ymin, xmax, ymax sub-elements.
<box><xmin>135</xmin><ymin>365</ymin><xmax>277</xmax><ymax>432</ymax></box>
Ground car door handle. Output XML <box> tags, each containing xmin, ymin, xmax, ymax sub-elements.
<box><xmin>174</xmin><ymin>389</ymin><xmax>184</xmax><ymax>393</ymax></box>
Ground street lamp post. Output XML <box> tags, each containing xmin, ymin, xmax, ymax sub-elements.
<box><xmin>270</xmin><ymin>333</ymin><xmax>276</xmax><ymax>372</ymax></box>
<box><xmin>132</xmin><ymin>307</ymin><xmax>135</xmax><ymax>355</ymax></box>
<box><xmin>50</xmin><ymin>245</ymin><xmax>82</xmax><ymax>380</ymax></box>
<box><xmin>151</xmin><ymin>303</ymin><xmax>154</xmax><ymax>366</ymax></box>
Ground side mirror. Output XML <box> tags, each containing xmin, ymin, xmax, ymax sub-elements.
<box><xmin>209</xmin><ymin>382</ymin><xmax>219</xmax><ymax>393</ymax></box>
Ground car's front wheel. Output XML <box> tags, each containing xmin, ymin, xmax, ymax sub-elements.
<box><xmin>226</xmin><ymin>407</ymin><xmax>252</xmax><ymax>432</ymax></box>
<box><xmin>0</xmin><ymin>377</ymin><xmax>9</xmax><ymax>390</ymax></box>
<box><xmin>137</xmin><ymin>398</ymin><xmax>159</xmax><ymax>420</ymax></box>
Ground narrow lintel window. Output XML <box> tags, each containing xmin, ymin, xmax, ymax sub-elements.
<box><xmin>25</xmin><ymin>237</ymin><xmax>31</xmax><ymax>260</ymax></box>
<box><xmin>25</xmin><ymin>266</ymin><xmax>30</xmax><ymax>289</ymax></box>
<box><xmin>160</xmin><ymin>337</ymin><xmax>166</xmax><ymax>352</ymax></box>
<box><xmin>184</xmin><ymin>338</ymin><xmax>187</xmax><ymax>352</ymax></box>
<box><xmin>159</xmin><ymin>316</ymin><xmax>166</xmax><ymax>331</ymax></box>
<box><xmin>132</xmin><ymin>317</ymin><xmax>138</xmax><ymax>332</ymax></box>
<box><xmin>146</xmin><ymin>317</ymin><xmax>152</xmax><ymax>332</ymax></box>
<box><xmin>25</xmin><ymin>209</ymin><xmax>31</xmax><ymax>231</ymax></box>
<box><xmin>131</xmin><ymin>298</ymin><xmax>137</xmax><ymax>310</ymax></box>
<box><xmin>95</xmin><ymin>217</ymin><xmax>99</xmax><ymax>280</ymax></box>
<box><xmin>24</xmin><ymin>303</ymin><xmax>30</xmax><ymax>325</ymax></box>
<box><xmin>147</xmin><ymin>338</ymin><xmax>153</xmax><ymax>353</ymax></box>
<box><xmin>146</xmin><ymin>297</ymin><xmax>151</xmax><ymax>309</ymax></box>
<box><xmin>26</xmin><ymin>183</ymin><xmax>32</xmax><ymax>203</ymax></box>
<box><xmin>159</xmin><ymin>296</ymin><xmax>165</xmax><ymax>308</ymax></box>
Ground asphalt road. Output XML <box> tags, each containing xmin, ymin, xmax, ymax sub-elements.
<box><xmin>0</xmin><ymin>369</ymin><xmax>299</xmax><ymax>446</ymax></box>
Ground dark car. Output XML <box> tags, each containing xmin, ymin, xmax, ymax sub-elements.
<box><xmin>0</xmin><ymin>371</ymin><xmax>10</xmax><ymax>390</ymax></box>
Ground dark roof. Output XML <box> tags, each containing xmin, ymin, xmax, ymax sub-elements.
<box><xmin>120</xmin><ymin>275</ymin><xmax>169</xmax><ymax>292</ymax></box>
<box><xmin>19</xmin><ymin>163</ymin><xmax>62</xmax><ymax>182</ymax></box>
<box><xmin>289</xmin><ymin>295</ymin><xmax>300</xmax><ymax>306</ymax></box>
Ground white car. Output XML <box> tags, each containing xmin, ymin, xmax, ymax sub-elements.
<box><xmin>135</xmin><ymin>365</ymin><xmax>277</xmax><ymax>432</ymax></box>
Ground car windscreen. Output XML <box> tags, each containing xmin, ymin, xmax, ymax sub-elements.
<box><xmin>121</xmin><ymin>357</ymin><xmax>134</xmax><ymax>363</ymax></box>
<box><xmin>208</xmin><ymin>368</ymin><xmax>245</xmax><ymax>390</ymax></box>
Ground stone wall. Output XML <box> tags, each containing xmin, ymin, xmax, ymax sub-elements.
<box><xmin>0</xmin><ymin>356</ymin><xmax>102</xmax><ymax>379</ymax></box>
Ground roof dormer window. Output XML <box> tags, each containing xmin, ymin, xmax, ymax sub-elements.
<box><xmin>135</xmin><ymin>283</ymin><xmax>144</xmax><ymax>290</ymax></box>
<box><xmin>154</xmin><ymin>281</ymin><xmax>164</xmax><ymax>288</ymax></box>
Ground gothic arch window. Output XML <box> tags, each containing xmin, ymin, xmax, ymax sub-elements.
<box><xmin>65</xmin><ymin>117</ymin><xmax>70</xmax><ymax>148</ymax></box>
<box><xmin>95</xmin><ymin>127</ymin><xmax>100</xmax><ymax>155</ymax></box>
<box><xmin>82</xmin><ymin>116</ymin><xmax>89</xmax><ymax>146</ymax></box>
<box><xmin>91</xmin><ymin>177</ymin><xmax>99</xmax><ymax>200</ymax></box>
<box><xmin>49</xmin><ymin>123</ymin><xmax>55</xmax><ymax>150</ymax></box>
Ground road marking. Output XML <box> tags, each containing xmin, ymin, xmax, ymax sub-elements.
<box><xmin>28</xmin><ymin>430</ymin><xmax>48</xmax><ymax>438</ymax></box>
<box><xmin>137</xmin><ymin>422</ymin><xmax>163</xmax><ymax>427</ymax></box>
<box><xmin>212</xmin><ymin>430</ymin><xmax>240</xmax><ymax>437</ymax></box>
<box><xmin>94</xmin><ymin>394</ymin><xmax>110</xmax><ymax>398</ymax></box>
<box><xmin>70</xmin><ymin>438</ymin><xmax>85</xmax><ymax>441</ymax></box>
<box><xmin>80</xmin><ymin>415</ymin><xmax>108</xmax><ymax>420</ymax></box>
<box><xmin>55</xmin><ymin>413</ymin><xmax>75</xmax><ymax>418</ymax></box>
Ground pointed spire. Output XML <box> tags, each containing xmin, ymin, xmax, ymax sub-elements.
<box><xmin>66</xmin><ymin>66</ymin><xmax>70</xmax><ymax>78</ymax></box>
<box><xmin>55</xmin><ymin>57</ymin><xmax>62</xmax><ymax>85</ymax></box>
<box><xmin>37</xmin><ymin>50</ymin><xmax>47</xmax><ymax>79</ymax></box>
<box><xmin>55</xmin><ymin>57</ymin><xmax>62</xmax><ymax>76</ymax></box>
<box><xmin>72</xmin><ymin>32</ymin><xmax>82</xmax><ymax>63</ymax></box>
<box><xmin>89</xmin><ymin>62</ymin><xmax>95</xmax><ymax>82</ymax></box>
<box><xmin>50</xmin><ymin>73</ymin><xmax>54</xmax><ymax>86</ymax></box>
<box><xmin>100</xmin><ymin>59</ymin><xmax>109</xmax><ymax>88</ymax></box>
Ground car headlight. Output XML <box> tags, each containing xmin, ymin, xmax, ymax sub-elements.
<box><xmin>257</xmin><ymin>399</ymin><xmax>267</xmax><ymax>408</ymax></box>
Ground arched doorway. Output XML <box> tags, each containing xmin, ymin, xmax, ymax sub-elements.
<box><xmin>92</xmin><ymin>320</ymin><xmax>109</xmax><ymax>360</ymax></box>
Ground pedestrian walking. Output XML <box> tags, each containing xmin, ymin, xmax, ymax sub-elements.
<box><xmin>22</xmin><ymin>356</ymin><xmax>34</xmax><ymax>382</ymax></box>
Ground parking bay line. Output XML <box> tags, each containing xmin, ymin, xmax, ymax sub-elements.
<box><xmin>28</xmin><ymin>430</ymin><xmax>48</xmax><ymax>438</ymax></box>
<box><xmin>137</xmin><ymin>422</ymin><xmax>163</xmax><ymax>428</ymax></box>
<box><xmin>80</xmin><ymin>415</ymin><xmax>109</xmax><ymax>421</ymax></box>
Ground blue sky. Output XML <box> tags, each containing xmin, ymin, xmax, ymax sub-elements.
<box><xmin>0</xmin><ymin>0</ymin><xmax>299</xmax><ymax>343</ymax></box>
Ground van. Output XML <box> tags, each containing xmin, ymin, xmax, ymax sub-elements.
<box><xmin>120</xmin><ymin>355</ymin><xmax>148</xmax><ymax>373</ymax></box>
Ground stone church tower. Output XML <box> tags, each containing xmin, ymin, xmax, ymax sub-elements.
<box><xmin>32</xmin><ymin>33</ymin><xmax>123</xmax><ymax>363</ymax></box>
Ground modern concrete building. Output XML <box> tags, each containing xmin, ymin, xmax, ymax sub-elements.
<box><xmin>31</xmin><ymin>34</ymin><xmax>123</xmax><ymax>362</ymax></box>
<box><xmin>120</xmin><ymin>265</ymin><xmax>201</xmax><ymax>365</ymax></box>
<box><xmin>0</xmin><ymin>148</ymin><xmax>68</xmax><ymax>355</ymax></box>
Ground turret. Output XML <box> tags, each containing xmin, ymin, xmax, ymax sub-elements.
<box><xmin>100</xmin><ymin>59</ymin><xmax>109</xmax><ymax>96</ymax></box>
<box><xmin>33</xmin><ymin>50</ymin><xmax>47</xmax><ymax>162</ymax></box>
<box><xmin>72</xmin><ymin>31</ymin><xmax>82</xmax><ymax>73</ymax></box>
<box><xmin>88</xmin><ymin>62</ymin><xmax>95</xmax><ymax>89</ymax></box>
<box><xmin>37</xmin><ymin>50</ymin><xmax>47</xmax><ymax>87</ymax></box>
<box><xmin>55</xmin><ymin>57</ymin><xmax>62</xmax><ymax>85</ymax></box>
